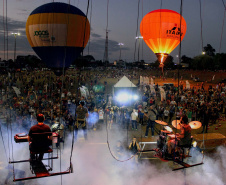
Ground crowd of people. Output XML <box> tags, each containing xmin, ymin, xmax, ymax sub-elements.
<box><xmin>0</xmin><ymin>69</ymin><xmax>225</xmax><ymax>141</ymax></box>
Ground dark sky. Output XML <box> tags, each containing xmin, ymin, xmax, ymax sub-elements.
<box><xmin>0</xmin><ymin>0</ymin><xmax>225</xmax><ymax>63</ymax></box>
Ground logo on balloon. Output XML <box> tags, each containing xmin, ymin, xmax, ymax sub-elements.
<box><xmin>34</xmin><ymin>30</ymin><xmax>49</xmax><ymax>38</ymax></box>
<box><xmin>166</xmin><ymin>26</ymin><xmax>183</xmax><ymax>38</ymax></box>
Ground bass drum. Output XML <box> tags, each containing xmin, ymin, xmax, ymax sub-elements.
<box><xmin>157</xmin><ymin>135</ymin><xmax>166</xmax><ymax>149</ymax></box>
<box><xmin>161</xmin><ymin>144</ymin><xmax>168</xmax><ymax>159</ymax></box>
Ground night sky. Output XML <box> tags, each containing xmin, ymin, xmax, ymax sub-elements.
<box><xmin>0</xmin><ymin>0</ymin><xmax>225</xmax><ymax>63</ymax></box>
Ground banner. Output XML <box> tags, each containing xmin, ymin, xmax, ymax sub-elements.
<box><xmin>12</xmin><ymin>86</ymin><xmax>21</xmax><ymax>97</ymax></box>
<box><xmin>150</xmin><ymin>78</ymin><xmax>154</xmax><ymax>85</ymax></box>
<box><xmin>140</xmin><ymin>76</ymin><xmax>144</xmax><ymax>85</ymax></box>
<box><xmin>150</xmin><ymin>85</ymin><xmax>156</xmax><ymax>96</ymax></box>
<box><xmin>186</xmin><ymin>80</ymin><xmax>190</xmax><ymax>89</ymax></box>
<box><xmin>144</xmin><ymin>77</ymin><xmax>149</xmax><ymax>85</ymax></box>
<box><xmin>159</xmin><ymin>87</ymin><xmax>166</xmax><ymax>101</ymax></box>
<box><xmin>80</xmin><ymin>86</ymin><xmax>88</xmax><ymax>99</ymax></box>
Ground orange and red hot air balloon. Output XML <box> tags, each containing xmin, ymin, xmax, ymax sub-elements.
<box><xmin>140</xmin><ymin>9</ymin><xmax>187</xmax><ymax>68</ymax></box>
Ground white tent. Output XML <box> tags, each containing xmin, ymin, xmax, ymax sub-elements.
<box><xmin>113</xmin><ymin>76</ymin><xmax>137</xmax><ymax>95</ymax></box>
<box><xmin>114</xmin><ymin>76</ymin><xmax>136</xmax><ymax>88</ymax></box>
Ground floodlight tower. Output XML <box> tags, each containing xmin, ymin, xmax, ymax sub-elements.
<box><xmin>135</xmin><ymin>36</ymin><xmax>143</xmax><ymax>62</ymax></box>
<box><xmin>12</xmin><ymin>32</ymin><xmax>20</xmax><ymax>62</ymax></box>
<box><xmin>103</xmin><ymin>30</ymin><xmax>109</xmax><ymax>66</ymax></box>
<box><xmin>118</xmin><ymin>43</ymin><xmax>124</xmax><ymax>61</ymax></box>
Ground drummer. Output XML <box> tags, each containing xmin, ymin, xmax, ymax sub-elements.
<box><xmin>167</xmin><ymin>115</ymin><xmax>191</xmax><ymax>155</ymax></box>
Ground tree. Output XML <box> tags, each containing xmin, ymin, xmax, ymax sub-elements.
<box><xmin>181</xmin><ymin>55</ymin><xmax>193</xmax><ymax>68</ymax></box>
<box><xmin>214</xmin><ymin>53</ymin><xmax>226</xmax><ymax>70</ymax></box>
<box><xmin>203</xmin><ymin>44</ymin><xmax>216</xmax><ymax>57</ymax></box>
<box><xmin>164</xmin><ymin>55</ymin><xmax>175</xmax><ymax>69</ymax></box>
<box><xmin>151</xmin><ymin>55</ymin><xmax>175</xmax><ymax>70</ymax></box>
<box><xmin>192</xmin><ymin>55</ymin><xmax>213</xmax><ymax>70</ymax></box>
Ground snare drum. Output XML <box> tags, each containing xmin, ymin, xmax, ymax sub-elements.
<box><xmin>160</xmin><ymin>130</ymin><xmax>171</xmax><ymax>136</ymax></box>
<box><xmin>167</xmin><ymin>134</ymin><xmax>176</xmax><ymax>141</ymax></box>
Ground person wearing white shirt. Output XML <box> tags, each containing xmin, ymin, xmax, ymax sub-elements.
<box><xmin>131</xmin><ymin>109</ymin><xmax>138</xmax><ymax>130</ymax></box>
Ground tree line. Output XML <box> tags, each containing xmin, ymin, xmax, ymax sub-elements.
<box><xmin>1</xmin><ymin>44</ymin><xmax>225</xmax><ymax>71</ymax></box>
<box><xmin>154</xmin><ymin>44</ymin><xmax>226</xmax><ymax>70</ymax></box>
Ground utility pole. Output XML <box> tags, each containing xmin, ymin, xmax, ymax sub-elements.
<box><xmin>103</xmin><ymin>30</ymin><xmax>109</xmax><ymax>67</ymax></box>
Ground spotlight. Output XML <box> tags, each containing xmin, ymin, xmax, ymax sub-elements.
<box><xmin>116</xmin><ymin>92</ymin><xmax>139</xmax><ymax>103</ymax></box>
<box><xmin>133</xmin><ymin>95</ymin><xmax>138</xmax><ymax>100</ymax></box>
<box><xmin>116</xmin><ymin>93</ymin><xmax>129</xmax><ymax>102</ymax></box>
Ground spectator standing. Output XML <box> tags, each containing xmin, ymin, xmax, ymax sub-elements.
<box><xmin>75</xmin><ymin>101</ymin><xmax>89</xmax><ymax>140</ymax></box>
<box><xmin>144</xmin><ymin>105</ymin><xmax>157</xmax><ymax>137</ymax></box>
<box><xmin>168</xmin><ymin>104</ymin><xmax>175</xmax><ymax>124</ymax></box>
<box><xmin>131</xmin><ymin>109</ymin><xmax>138</xmax><ymax>130</ymax></box>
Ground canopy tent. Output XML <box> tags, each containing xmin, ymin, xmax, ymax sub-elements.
<box><xmin>113</xmin><ymin>75</ymin><xmax>137</xmax><ymax>96</ymax></box>
<box><xmin>113</xmin><ymin>76</ymin><xmax>138</xmax><ymax>106</ymax></box>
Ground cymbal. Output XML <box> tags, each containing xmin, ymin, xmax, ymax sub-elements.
<box><xmin>164</xmin><ymin>126</ymin><xmax>173</xmax><ymax>132</ymax></box>
<box><xmin>155</xmin><ymin>120</ymin><xmax>168</xmax><ymax>125</ymax></box>
<box><xmin>189</xmin><ymin>121</ymin><xmax>202</xmax><ymax>129</ymax></box>
<box><xmin>172</xmin><ymin>120</ymin><xmax>181</xmax><ymax>129</ymax></box>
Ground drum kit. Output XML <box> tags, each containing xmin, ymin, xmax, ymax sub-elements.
<box><xmin>155</xmin><ymin>119</ymin><xmax>202</xmax><ymax>130</ymax></box>
<box><xmin>155</xmin><ymin>119</ymin><xmax>202</xmax><ymax>159</ymax></box>
<box><xmin>155</xmin><ymin>120</ymin><xmax>168</xmax><ymax>126</ymax></box>
<box><xmin>172</xmin><ymin>120</ymin><xmax>181</xmax><ymax>129</ymax></box>
<box><xmin>188</xmin><ymin>121</ymin><xmax>202</xmax><ymax>129</ymax></box>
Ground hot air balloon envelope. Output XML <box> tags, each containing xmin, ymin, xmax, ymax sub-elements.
<box><xmin>26</xmin><ymin>2</ymin><xmax>90</xmax><ymax>72</ymax></box>
<box><xmin>140</xmin><ymin>9</ymin><xmax>186</xmax><ymax>63</ymax></box>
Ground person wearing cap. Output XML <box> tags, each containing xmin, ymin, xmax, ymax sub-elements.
<box><xmin>75</xmin><ymin>101</ymin><xmax>89</xmax><ymax>140</ymax></box>
<box><xmin>28</xmin><ymin>113</ymin><xmax>52</xmax><ymax>161</ymax></box>
<box><xmin>144</xmin><ymin>105</ymin><xmax>157</xmax><ymax>137</ymax></box>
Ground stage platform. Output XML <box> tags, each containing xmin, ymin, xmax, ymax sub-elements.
<box><xmin>193</xmin><ymin>133</ymin><xmax>226</xmax><ymax>150</ymax></box>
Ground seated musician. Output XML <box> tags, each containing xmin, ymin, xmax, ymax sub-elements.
<box><xmin>167</xmin><ymin>115</ymin><xmax>191</xmax><ymax>155</ymax></box>
<box><xmin>28</xmin><ymin>114</ymin><xmax>52</xmax><ymax>161</ymax></box>
<box><xmin>129</xmin><ymin>137</ymin><xmax>141</xmax><ymax>164</ymax></box>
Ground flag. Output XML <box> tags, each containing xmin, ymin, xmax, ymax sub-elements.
<box><xmin>140</xmin><ymin>76</ymin><xmax>144</xmax><ymax>84</ymax></box>
<box><xmin>150</xmin><ymin>78</ymin><xmax>154</xmax><ymax>85</ymax></box>
<box><xmin>159</xmin><ymin>87</ymin><xmax>166</xmax><ymax>101</ymax></box>
<box><xmin>186</xmin><ymin>80</ymin><xmax>190</xmax><ymax>89</ymax></box>
<box><xmin>80</xmin><ymin>86</ymin><xmax>87</xmax><ymax>99</ymax></box>
<box><xmin>12</xmin><ymin>86</ymin><xmax>21</xmax><ymax>97</ymax></box>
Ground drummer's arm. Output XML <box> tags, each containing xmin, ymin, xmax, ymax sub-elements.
<box><xmin>178</xmin><ymin>127</ymin><xmax>185</xmax><ymax>139</ymax></box>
